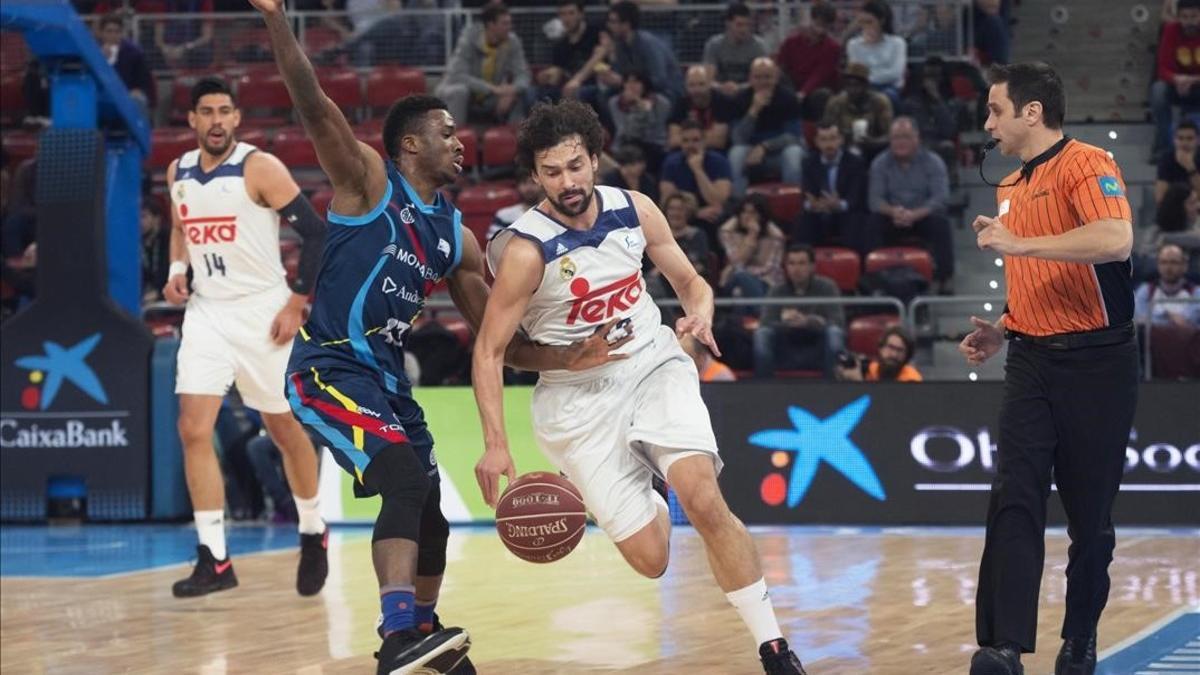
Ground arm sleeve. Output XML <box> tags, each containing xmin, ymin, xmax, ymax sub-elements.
<box><xmin>1064</xmin><ymin>151</ymin><xmax>1134</xmax><ymax>225</ymax></box>
<box><xmin>277</xmin><ymin>193</ymin><xmax>327</xmax><ymax>295</ymax></box>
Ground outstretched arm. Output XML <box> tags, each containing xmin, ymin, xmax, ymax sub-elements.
<box><xmin>251</xmin><ymin>0</ymin><xmax>386</xmax><ymax>216</ymax></box>
<box><xmin>471</xmin><ymin>237</ymin><xmax>542</xmax><ymax>508</ymax></box>
<box><xmin>447</xmin><ymin>233</ymin><xmax>631</xmax><ymax>372</ymax></box>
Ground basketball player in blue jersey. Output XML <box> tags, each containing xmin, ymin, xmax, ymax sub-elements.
<box><xmin>251</xmin><ymin>2</ymin><xmax>629</xmax><ymax>673</ymax></box>
<box><xmin>473</xmin><ymin>100</ymin><xmax>807</xmax><ymax>674</ymax></box>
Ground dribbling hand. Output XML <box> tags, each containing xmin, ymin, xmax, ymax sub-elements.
<box><xmin>476</xmin><ymin>446</ymin><xmax>516</xmax><ymax>509</ymax></box>
<box><xmin>676</xmin><ymin>315</ymin><xmax>721</xmax><ymax>357</ymax></box>
<box><xmin>163</xmin><ymin>274</ymin><xmax>190</xmax><ymax>305</ymax></box>
<box><xmin>959</xmin><ymin>315</ymin><xmax>1003</xmax><ymax>365</ymax></box>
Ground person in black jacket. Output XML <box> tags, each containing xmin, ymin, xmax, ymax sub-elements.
<box><xmin>791</xmin><ymin>121</ymin><xmax>870</xmax><ymax>255</ymax></box>
<box><xmin>97</xmin><ymin>13</ymin><xmax>156</xmax><ymax>118</ymax></box>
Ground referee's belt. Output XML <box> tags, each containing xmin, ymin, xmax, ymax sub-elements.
<box><xmin>1005</xmin><ymin>322</ymin><xmax>1134</xmax><ymax>351</ymax></box>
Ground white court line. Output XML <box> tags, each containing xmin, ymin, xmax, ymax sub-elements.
<box><xmin>1098</xmin><ymin>607</ymin><xmax>1195</xmax><ymax>660</ymax></box>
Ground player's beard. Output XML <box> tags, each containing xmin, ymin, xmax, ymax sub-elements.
<box><xmin>201</xmin><ymin>130</ymin><xmax>232</xmax><ymax>157</ymax></box>
<box><xmin>549</xmin><ymin>186</ymin><xmax>593</xmax><ymax>217</ymax></box>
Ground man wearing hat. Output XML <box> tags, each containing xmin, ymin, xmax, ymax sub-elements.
<box><xmin>821</xmin><ymin>62</ymin><xmax>894</xmax><ymax>162</ymax></box>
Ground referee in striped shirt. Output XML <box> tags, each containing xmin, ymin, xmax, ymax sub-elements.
<box><xmin>960</xmin><ymin>63</ymin><xmax>1138</xmax><ymax>675</ymax></box>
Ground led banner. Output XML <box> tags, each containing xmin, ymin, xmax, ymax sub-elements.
<box><xmin>324</xmin><ymin>383</ymin><xmax>1198</xmax><ymax>525</ymax></box>
<box><xmin>710</xmin><ymin>382</ymin><xmax>1199</xmax><ymax>526</ymax></box>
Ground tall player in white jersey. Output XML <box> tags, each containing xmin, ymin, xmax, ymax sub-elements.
<box><xmin>163</xmin><ymin>77</ymin><xmax>330</xmax><ymax>598</ymax></box>
<box><xmin>472</xmin><ymin>100</ymin><xmax>807</xmax><ymax>674</ymax></box>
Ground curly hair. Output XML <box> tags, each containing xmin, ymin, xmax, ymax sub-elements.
<box><xmin>516</xmin><ymin>99</ymin><xmax>605</xmax><ymax>176</ymax></box>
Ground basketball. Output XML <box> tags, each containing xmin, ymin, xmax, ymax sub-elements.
<box><xmin>494</xmin><ymin>472</ymin><xmax>587</xmax><ymax>564</ymax></box>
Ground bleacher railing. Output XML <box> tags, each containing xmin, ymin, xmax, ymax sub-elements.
<box><xmin>87</xmin><ymin>0</ymin><xmax>972</xmax><ymax>78</ymax></box>
<box><xmin>145</xmin><ymin>292</ymin><xmax>1199</xmax><ymax>380</ymax></box>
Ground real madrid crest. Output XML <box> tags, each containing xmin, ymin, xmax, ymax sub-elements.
<box><xmin>175</xmin><ymin>183</ymin><xmax>185</xmax><ymax>201</ymax></box>
<box><xmin>558</xmin><ymin>256</ymin><xmax>576</xmax><ymax>281</ymax></box>
<box><xmin>399</xmin><ymin>207</ymin><xmax>415</xmax><ymax>225</ymax></box>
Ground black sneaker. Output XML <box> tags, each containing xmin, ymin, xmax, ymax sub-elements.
<box><xmin>759</xmin><ymin>638</ymin><xmax>806</xmax><ymax>674</ymax></box>
<box><xmin>1055</xmin><ymin>634</ymin><xmax>1097</xmax><ymax>675</ymax></box>
<box><xmin>970</xmin><ymin>645</ymin><xmax>1024</xmax><ymax>675</ymax></box>
<box><xmin>296</xmin><ymin>528</ymin><xmax>329</xmax><ymax>596</ymax></box>
<box><xmin>423</xmin><ymin>613</ymin><xmax>476</xmax><ymax>674</ymax></box>
<box><xmin>374</xmin><ymin>627</ymin><xmax>470</xmax><ymax>675</ymax></box>
<box><xmin>172</xmin><ymin>545</ymin><xmax>238</xmax><ymax>598</ymax></box>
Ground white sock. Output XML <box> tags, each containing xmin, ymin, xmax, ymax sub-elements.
<box><xmin>195</xmin><ymin>509</ymin><xmax>227</xmax><ymax>560</ymax></box>
<box><xmin>294</xmin><ymin>495</ymin><xmax>324</xmax><ymax>535</ymax></box>
<box><xmin>726</xmin><ymin>578</ymin><xmax>783</xmax><ymax>647</ymax></box>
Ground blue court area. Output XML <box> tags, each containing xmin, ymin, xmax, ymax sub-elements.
<box><xmin>1098</xmin><ymin>611</ymin><xmax>1200</xmax><ymax>674</ymax></box>
<box><xmin>0</xmin><ymin>523</ymin><xmax>372</xmax><ymax>577</ymax></box>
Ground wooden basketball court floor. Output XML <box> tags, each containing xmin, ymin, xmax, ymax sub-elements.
<box><xmin>1</xmin><ymin>524</ymin><xmax>1196</xmax><ymax>674</ymax></box>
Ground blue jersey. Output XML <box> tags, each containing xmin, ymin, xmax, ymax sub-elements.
<box><xmin>290</xmin><ymin>160</ymin><xmax>463</xmax><ymax>392</ymax></box>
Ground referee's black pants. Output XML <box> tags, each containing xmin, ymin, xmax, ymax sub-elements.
<box><xmin>975</xmin><ymin>336</ymin><xmax>1139</xmax><ymax>653</ymax></box>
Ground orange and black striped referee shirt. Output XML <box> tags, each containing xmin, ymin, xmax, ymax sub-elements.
<box><xmin>996</xmin><ymin>136</ymin><xmax>1134</xmax><ymax>336</ymax></box>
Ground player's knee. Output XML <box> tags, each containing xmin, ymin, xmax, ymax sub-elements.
<box><xmin>627</xmin><ymin>547</ymin><xmax>669</xmax><ymax>579</ymax></box>
<box><xmin>177</xmin><ymin>415</ymin><xmax>212</xmax><ymax>450</ymax></box>
<box><xmin>676</xmin><ymin>482</ymin><xmax>729</xmax><ymax>532</ymax></box>
<box><xmin>363</xmin><ymin>443</ymin><xmax>432</xmax><ymax>543</ymax></box>
<box><xmin>416</xmin><ymin>537</ymin><xmax>448</xmax><ymax>576</ymax></box>
<box><xmin>416</xmin><ymin>499</ymin><xmax>449</xmax><ymax>576</ymax></box>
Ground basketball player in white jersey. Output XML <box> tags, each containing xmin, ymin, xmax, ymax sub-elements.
<box><xmin>163</xmin><ymin>77</ymin><xmax>329</xmax><ymax>598</ymax></box>
<box><xmin>472</xmin><ymin>100</ymin><xmax>807</xmax><ymax>674</ymax></box>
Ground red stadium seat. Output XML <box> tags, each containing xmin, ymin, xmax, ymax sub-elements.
<box><xmin>813</xmin><ymin>246</ymin><xmax>861</xmax><ymax>293</ymax></box>
<box><xmin>847</xmin><ymin>314</ymin><xmax>901</xmax><ymax>356</ymax></box>
<box><xmin>455</xmin><ymin>128</ymin><xmax>478</xmax><ymax>169</ymax></box>
<box><xmin>316</xmin><ymin>68</ymin><xmax>363</xmax><ymax>117</ymax></box>
<box><xmin>236</xmin><ymin>73</ymin><xmax>292</xmax><ymax>126</ymax></box>
<box><xmin>365</xmin><ymin>66</ymin><xmax>427</xmax><ymax>117</ymax></box>
<box><xmin>354</xmin><ymin>129</ymin><xmax>386</xmax><ymax>158</ymax></box>
<box><xmin>1</xmin><ymin>72</ymin><xmax>26</xmax><ymax>125</ymax></box>
<box><xmin>270</xmin><ymin>126</ymin><xmax>319</xmax><ymax>169</ymax></box>
<box><xmin>747</xmin><ymin>182</ymin><xmax>804</xmax><ymax>223</ymax></box>
<box><xmin>865</xmin><ymin>246</ymin><xmax>934</xmax><ymax>283</ymax></box>
<box><xmin>146</xmin><ymin>128</ymin><xmax>196</xmax><ymax>169</ymax></box>
<box><xmin>2</xmin><ymin>131</ymin><xmax>38</xmax><ymax>164</ymax></box>
<box><xmin>457</xmin><ymin>183</ymin><xmax>518</xmax><ymax>245</ymax></box>
<box><xmin>302</xmin><ymin>26</ymin><xmax>342</xmax><ymax>54</ymax></box>
<box><xmin>0</xmin><ymin>31</ymin><xmax>30</xmax><ymax>76</ymax></box>
<box><xmin>237</xmin><ymin>127</ymin><xmax>268</xmax><ymax>149</ymax></box>
<box><xmin>309</xmin><ymin>186</ymin><xmax>335</xmax><ymax>216</ymax></box>
<box><xmin>481</xmin><ymin>125</ymin><xmax>517</xmax><ymax>170</ymax></box>
<box><xmin>457</xmin><ymin>183</ymin><xmax>518</xmax><ymax>215</ymax></box>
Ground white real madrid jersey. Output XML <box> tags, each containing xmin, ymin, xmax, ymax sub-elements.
<box><xmin>170</xmin><ymin>142</ymin><xmax>287</xmax><ymax>301</ymax></box>
<box><xmin>488</xmin><ymin>185</ymin><xmax>662</xmax><ymax>382</ymax></box>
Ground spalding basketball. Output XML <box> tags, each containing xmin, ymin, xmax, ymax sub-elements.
<box><xmin>495</xmin><ymin>472</ymin><xmax>587</xmax><ymax>563</ymax></box>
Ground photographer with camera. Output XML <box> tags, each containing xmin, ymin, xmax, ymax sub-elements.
<box><xmin>836</xmin><ymin>325</ymin><xmax>923</xmax><ymax>382</ymax></box>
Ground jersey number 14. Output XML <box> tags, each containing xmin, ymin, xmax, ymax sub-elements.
<box><xmin>203</xmin><ymin>253</ymin><xmax>227</xmax><ymax>277</ymax></box>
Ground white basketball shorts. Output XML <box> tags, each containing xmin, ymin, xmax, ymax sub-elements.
<box><xmin>175</xmin><ymin>284</ymin><xmax>294</xmax><ymax>414</ymax></box>
<box><xmin>530</xmin><ymin>324</ymin><xmax>721</xmax><ymax>543</ymax></box>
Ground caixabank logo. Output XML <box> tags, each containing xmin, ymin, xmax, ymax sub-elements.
<box><xmin>1</xmin><ymin>332</ymin><xmax>128</xmax><ymax>448</ymax></box>
<box><xmin>749</xmin><ymin>395</ymin><xmax>886</xmax><ymax>507</ymax></box>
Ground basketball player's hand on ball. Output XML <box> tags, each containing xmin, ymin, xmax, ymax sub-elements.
<box><xmin>248</xmin><ymin>0</ymin><xmax>283</xmax><ymax>14</ymax></box>
<box><xmin>163</xmin><ymin>274</ymin><xmax>189</xmax><ymax>305</ymax></box>
<box><xmin>973</xmin><ymin>215</ymin><xmax>1021</xmax><ymax>256</ymax></box>
<box><xmin>476</xmin><ymin>445</ymin><xmax>516</xmax><ymax>509</ymax></box>
<box><xmin>565</xmin><ymin>318</ymin><xmax>633</xmax><ymax>371</ymax></box>
<box><xmin>676</xmin><ymin>315</ymin><xmax>721</xmax><ymax>356</ymax></box>
<box><xmin>959</xmin><ymin>316</ymin><xmax>1003</xmax><ymax>365</ymax></box>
